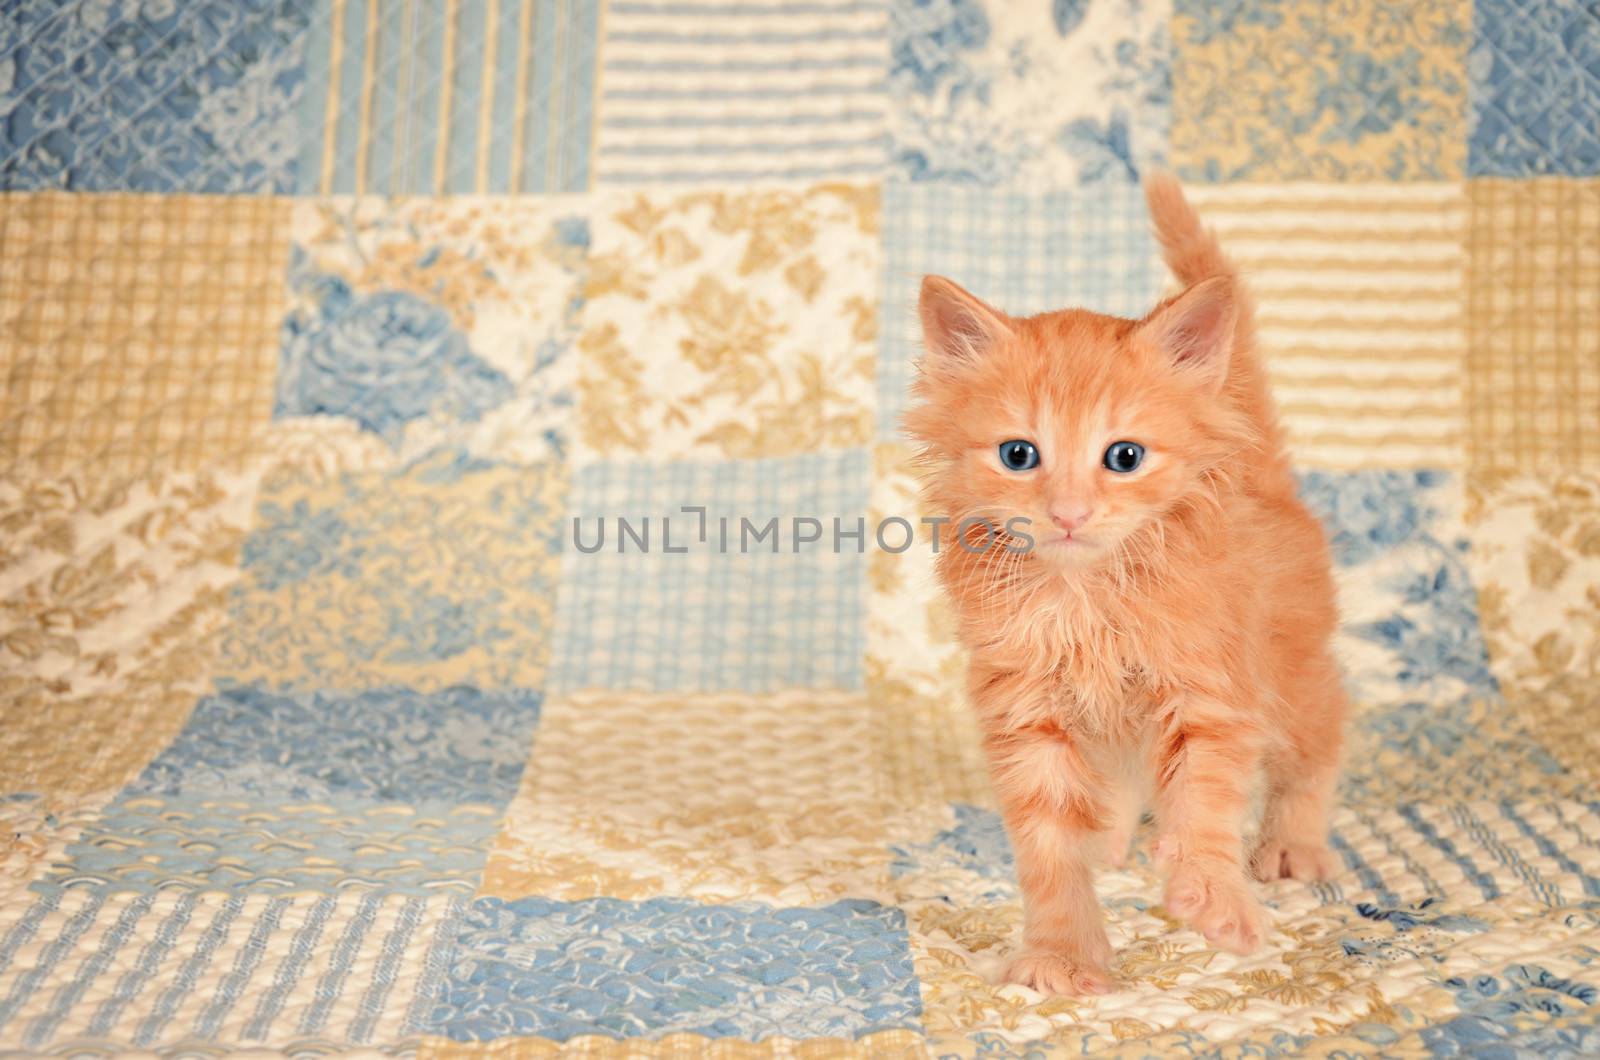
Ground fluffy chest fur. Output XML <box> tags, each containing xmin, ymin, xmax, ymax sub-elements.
<box><xmin>938</xmin><ymin>494</ymin><xmax>1262</xmax><ymax>742</ymax></box>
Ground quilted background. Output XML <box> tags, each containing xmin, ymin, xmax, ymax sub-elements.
<box><xmin>2</xmin><ymin>0</ymin><xmax>1599</xmax><ymax>1056</ymax></box>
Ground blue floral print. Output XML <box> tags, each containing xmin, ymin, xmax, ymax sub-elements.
<box><xmin>276</xmin><ymin>253</ymin><xmax>515</xmax><ymax>446</ymax></box>
<box><xmin>1424</xmin><ymin>966</ymin><xmax>1599</xmax><ymax>1056</ymax></box>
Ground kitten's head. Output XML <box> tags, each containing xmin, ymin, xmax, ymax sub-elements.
<box><xmin>905</xmin><ymin>275</ymin><xmax>1256</xmax><ymax>570</ymax></box>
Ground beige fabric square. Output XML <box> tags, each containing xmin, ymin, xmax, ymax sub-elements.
<box><xmin>0</xmin><ymin>465</ymin><xmax>260</xmax><ymax>813</ymax></box>
<box><xmin>865</xmin><ymin>442</ymin><xmax>991</xmax><ymax>812</ymax></box>
<box><xmin>0</xmin><ymin>194</ymin><xmax>289</xmax><ymax>476</ymax></box>
<box><xmin>1467</xmin><ymin>471</ymin><xmax>1600</xmax><ymax>784</ymax></box>
<box><xmin>575</xmin><ymin>185</ymin><xmax>879</xmax><ymax>463</ymax></box>
<box><xmin>1466</xmin><ymin>180</ymin><xmax>1600</xmax><ymax>470</ymax></box>
<box><xmin>479</xmin><ymin>690</ymin><xmax>893</xmax><ymax>904</ymax></box>
<box><xmin>1184</xmin><ymin>184</ymin><xmax>1467</xmax><ymax>469</ymax></box>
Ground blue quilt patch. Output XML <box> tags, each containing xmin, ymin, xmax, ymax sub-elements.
<box><xmin>39</xmin><ymin>793</ymin><xmax>505</xmax><ymax>895</ymax></box>
<box><xmin>420</xmin><ymin>896</ymin><xmax>922</xmax><ymax>1041</ymax></box>
<box><xmin>131</xmin><ymin>684</ymin><xmax>541</xmax><ymax>805</ymax></box>
<box><xmin>1</xmin><ymin>0</ymin><xmax>312</xmax><ymax>192</ymax></box>
<box><xmin>877</xmin><ymin>181</ymin><xmax>1161</xmax><ymax>436</ymax></box>
<box><xmin>34</xmin><ymin>683</ymin><xmax>540</xmax><ymax>895</ymax></box>
<box><xmin>1469</xmin><ymin>0</ymin><xmax>1600</xmax><ymax>175</ymax></box>
<box><xmin>1299</xmin><ymin>470</ymin><xmax>1499</xmax><ymax>707</ymax></box>
<box><xmin>549</xmin><ymin>450</ymin><xmax>871</xmax><ymax>695</ymax></box>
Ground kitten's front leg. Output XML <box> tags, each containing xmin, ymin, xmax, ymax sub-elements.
<box><xmin>972</xmin><ymin>666</ymin><xmax>1114</xmax><ymax>996</ymax></box>
<box><xmin>1151</xmin><ymin>691</ymin><xmax>1268</xmax><ymax>955</ymax></box>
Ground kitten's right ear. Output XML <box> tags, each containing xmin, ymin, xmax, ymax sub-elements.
<box><xmin>919</xmin><ymin>276</ymin><xmax>1012</xmax><ymax>366</ymax></box>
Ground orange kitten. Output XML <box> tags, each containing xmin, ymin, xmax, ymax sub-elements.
<box><xmin>904</xmin><ymin>175</ymin><xmax>1347</xmax><ymax>996</ymax></box>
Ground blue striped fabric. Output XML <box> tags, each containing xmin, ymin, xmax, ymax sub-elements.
<box><xmin>1399</xmin><ymin>804</ymin><xmax>1502</xmax><ymax>902</ymax></box>
<box><xmin>0</xmin><ymin>891</ymin><xmax>61</xmax><ymax>985</ymax></box>
<box><xmin>132</xmin><ymin>895</ymin><xmax>247</xmax><ymax>1047</ymax></box>
<box><xmin>86</xmin><ymin>893</ymin><xmax>201</xmax><ymax>1039</ymax></box>
<box><xmin>1350</xmin><ymin>805</ymin><xmax>1449</xmax><ymax>901</ymax></box>
<box><xmin>0</xmin><ymin>891</ymin><xmax>459</xmax><ymax>1047</ymax></box>
<box><xmin>1500</xmin><ymin>801</ymin><xmax>1600</xmax><ymax>898</ymax></box>
<box><xmin>241</xmin><ymin>897</ymin><xmax>339</xmax><ymax>1041</ymax></box>
<box><xmin>295</xmin><ymin>0</ymin><xmax>600</xmax><ymax>194</ymax></box>
<box><xmin>193</xmin><ymin>897</ymin><xmax>292</xmax><ymax>1041</ymax></box>
<box><xmin>593</xmin><ymin>0</ymin><xmax>887</xmax><ymax>184</ymax></box>
<box><xmin>348</xmin><ymin>896</ymin><xmax>429</xmax><ymax>1043</ymax></box>
<box><xmin>297</xmin><ymin>893</ymin><xmax>382</xmax><ymax>1036</ymax></box>
<box><xmin>0</xmin><ymin>891</ymin><xmax>106</xmax><ymax>1038</ymax></box>
<box><xmin>21</xmin><ymin>895</ymin><xmax>155</xmax><ymax>1048</ymax></box>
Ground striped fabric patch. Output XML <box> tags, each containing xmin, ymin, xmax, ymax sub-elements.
<box><xmin>1185</xmin><ymin>184</ymin><xmax>1467</xmax><ymax>469</ymax></box>
<box><xmin>1325</xmin><ymin>800</ymin><xmax>1600</xmax><ymax>909</ymax></box>
<box><xmin>592</xmin><ymin>1</ymin><xmax>889</xmax><ymax>185</ymax></box>
<box><xmin>295</xmin><ymin>0</ymin><xmax>600</xmax><ymax>194</ymax></box>
<box><xmin>0</xmin><ymin>890</ymin><xmax>457</xmax><ymax>1050</ymax></box>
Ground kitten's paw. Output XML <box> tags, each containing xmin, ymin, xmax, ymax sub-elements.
<box><xmin>1250</xmin><ymin>839</ymin><xmax>1337</xmax><ymax>882</ymax></box>
<box><xmin>1164</xmin><ymin>862</ymin><xmax>1267</xmax><ymax>955</ymax></box>
<box><xmin>1002</xmin><ymin>950</ymin><xmax>1115</xmax><ymax>996</ymax></box>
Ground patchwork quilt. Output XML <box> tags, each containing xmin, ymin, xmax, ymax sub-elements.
<box><xmin>2</xmin><ymin>0</ymin><xmax>1599</xmax><ymax>1055</ymax></box>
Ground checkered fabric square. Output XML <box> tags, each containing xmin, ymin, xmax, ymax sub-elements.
<box><xmin>1465</xmin><ymin>179</ymin><xmax>1600</xmax><ymax>470</ymax></box>
<box><xmin>877</xmin><ymin>181</ymin><xmax>1163</xmax><ymax>436</ymax></box>
<box><xmin>548</xmin><ymin>449</ymin><xmax>870</xmax><ymax>694</ymax></box>
<box><xmin>0</xmin><ymin>194</ymin><xmax>289</xmax><ymax>476</ymax></box>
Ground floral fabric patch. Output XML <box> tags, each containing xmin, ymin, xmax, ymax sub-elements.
<box><xmin>275</xmin><ymin>199</ymin><xmax>589</xmax><ymax>467</ymax></box>
<box><xmin>888</xmin><ymin>0</ymin><xmax>1170</xmax><ymax>185</ymax></box>
<box><xmin>221</xmin><ymin>451</ymin><xmax>564</xmax><ymax>693</ymax></box>
<box><xmin>1171</xmin><ymin>0</ymin><xmax>1471</xmax><ymax>180</ymax></box>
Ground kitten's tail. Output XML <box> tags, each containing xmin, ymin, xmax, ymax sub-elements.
<box><xmin>1143</xmin><ymin>172</ymin><xmax>1236</xmax><ymax>286</ymax></box>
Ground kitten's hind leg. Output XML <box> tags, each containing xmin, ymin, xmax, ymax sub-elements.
<box><xmin>1251</xmin><ymin>758</ymin><xmax>1339</xmax><ymax>881</ymax></box>
<box><xmin>1251</xmin><ymin>663</ymin><xmax>1345</xmax><ymax>883</ymax></box>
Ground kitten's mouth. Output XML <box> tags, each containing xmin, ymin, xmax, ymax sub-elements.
<box><xmin>1039</xmin><ymin>533</ymin><xmax>1094</xmax><ymax>551</ymax></box>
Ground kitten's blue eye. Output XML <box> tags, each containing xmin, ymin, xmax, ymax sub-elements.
<box><xmin>998</xmin><ymin>440</ymin><xmax>1039</xmax><ymax>471</ymax></box>
<box><xmin>1103</xmin><ymin>441</ymin><xmax>1145</xmax><ymax>473</ymax></box>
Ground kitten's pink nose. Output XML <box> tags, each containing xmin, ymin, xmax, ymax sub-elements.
<box><xmin>1050</xmin><ymin>506</ymin><xmax>1093</xmax><ymax>534</ymax></box>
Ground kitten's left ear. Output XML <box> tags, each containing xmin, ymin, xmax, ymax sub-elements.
<box><xmin>1135</xmin><ymin>276</ymin><xmax>1237</xmax><ymax>391</ymax></box>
